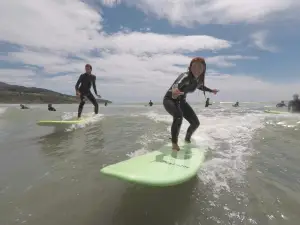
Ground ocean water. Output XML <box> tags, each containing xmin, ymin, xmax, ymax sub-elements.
<box><xmin>0</xmin><ymin>102</ymin><xmax>300</xmax><ymax>225</ymax></box>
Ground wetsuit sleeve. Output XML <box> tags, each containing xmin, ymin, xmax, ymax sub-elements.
<box><xmin>75</xmin><ymin>74</ymin><xmax>82</xmax><ymax>91</ymax></box>
<box><xmin>170</xmin><ymin>73</ymin><xmax>189</xmax><ymax>91</ymax></box>
<box><xmin>92</xmin><ymin>75</ymin><xmax>98</xmax><ymax>95</ymax></box>
<box><xmin>197</xmin><ymin>84</ymin><xmax>213</xmax><ymax>92</ymax></box>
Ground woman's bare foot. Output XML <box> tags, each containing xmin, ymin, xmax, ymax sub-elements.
<box><xmin>172</xmin><ymin>143</ymin><xmax>180</xmax><ymax>151</ymax></box>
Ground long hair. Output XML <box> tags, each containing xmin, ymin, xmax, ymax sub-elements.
<box><xmin>188</xmin><ymin>57</ymin><xmax>207</xmax><ymax>98</ymax></box>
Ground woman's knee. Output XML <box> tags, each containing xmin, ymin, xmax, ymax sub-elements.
<box><xmin>194</xmin><ymin>119</ymin><xmax>200</xmax><ymax>128</ymax></box>
<box><xmin>189</xmin><ymin>118</ymin><xmax>200</xmax><ymax>130</ymax></box>
<box><xmin>173</xmin><ymin>115</ymin><xmax>183</xmax><ymax>125</ymax></box>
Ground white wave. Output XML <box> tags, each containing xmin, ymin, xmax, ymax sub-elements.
<box><xmin>61</xmin><ymin>111</ymin><xmax>104</xmax><ymax>131</ymax></box>
<box><xmin>126</xmin><ymin>148</ymin><xmax>149</xmax><ymax>158</ymax></box>
<box><xmin>0</xmin><ymin>107</ymin><xmax>7</xmax><ymax>116</ymax></box>
<box><xmin>265</xmin><ymin>114</ymin><xmax>300</xmax><ymax>129</ymax></box>
<box><xmin>142</xmin><ymin>110</ymin><xmax>264</xmax><ymax>196</ymax></box>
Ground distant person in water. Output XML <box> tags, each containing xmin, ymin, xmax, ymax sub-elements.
<box><xmin>149</xmin><ymin>100</ymin><xmax>153</xmax><ymax>107</ymax></box>
<box><xmin>205</xmin><ymin>98</ymin><xmax>212</xmax><ymax>107</ymax></box>
<box><xmin>48</xmin><ymin>104</ymin><xmax>56</xmax><ymax>111</ymax></box>
<box><xmin>105</xmin><ymin>101</ymin><xmax>108</xmax><ymax>106</ymax></box>
<box><xmin>276</xmin><ymin>101</ymin><xmax>286</xmax><ymax>108</ymax></box>
<box><xmin>288</xmin><ymin>94</ymin><xmax>300</xmax><ymax>113</ymax></box>
<box><xmin>233</xmin><ymin>101</ymin><xmax>239</xmax><ymax>107</ymax></box>
<box><xmin>20</xmin><ymin>104</ymin><xmax>29</xmax><ymax>109</ymax></box>
<box><xmin>75</xmin><ymin>64</ymin><xmax>101</xmax><ymax>118</ymax></box>
<box><xmin>163</xmin><ymin>57</ymin><xmax>219</xmax><ymax>151</ymax></box>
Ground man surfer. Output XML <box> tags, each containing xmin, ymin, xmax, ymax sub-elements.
<box><xmin>163</xmin><ymin>57</ymin><xmax>219</xmax><ymax>151</ymax></box>
<box><xmin>48</xmin><ymin>104</ymin><xmax>56</xmax><ymax>111</ymax></box>
<box><xmin>75</xmin><ymin>64</ymin><xmax>101</xmax><ymax>118</ymax></box>
<box><xmin>288</xmin><ymin>94</ymin><xmax>300</xmax><ymax>113</ymax></box>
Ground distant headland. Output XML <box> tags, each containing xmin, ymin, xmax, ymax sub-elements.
<box><xmin>0</xmin><ymin>81</ymin><xmax>112</xmax><ymax>104</ymax></box>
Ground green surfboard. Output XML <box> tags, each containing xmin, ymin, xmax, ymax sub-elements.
<box><xmin>264</xmin><ymin>110</ymin><xmax>288</xmax><ymax>114</ymax></box>
<box><xmin>37</xmin><ymin>119</ymin><xmax>85</xmax><ymax>127</ymax></box>
<box><xmin>100</xmin><ymin>143</ymin><xmax>206</xmax><ymax>187</ymax></box>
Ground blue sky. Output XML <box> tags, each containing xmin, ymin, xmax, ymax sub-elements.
<box><xmin>1</xmin><ymin>0</ymin><xmax>300</xmax><ymax>102</ymax></box>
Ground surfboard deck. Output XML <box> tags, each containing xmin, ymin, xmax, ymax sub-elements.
<box><xmin>264</xmin><ymin>110</ymin><xmax>288</xmax><ymax>114</ymax></box>
<box><xmin>37</xmin><ymin>119</ymin><xmax>85</xmax><ymax>127</ymax></box>
<box><xmin>100</xmin><ymin>143</ymin><xmax>206</xmax><ymax>187</ymax></box>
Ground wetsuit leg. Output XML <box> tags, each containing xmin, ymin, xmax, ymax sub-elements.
<box><xmin>78</xmin><ymin>94</ymin><xmax>86</xmax><ymax>118</ymax></box>
<box><xmin>180</xmin><ymin>100</ymin><xmax>200</xmax><ymax>142</ymax></box>
<box><xmin>86</xmin><ymin>93</ymin><xmax>99</xmax><ymax>114</ymax></box>
<box><xmin>163</xmin><ymin>98</ymin><xmax>183</xmax><ymax>144</ymax></box>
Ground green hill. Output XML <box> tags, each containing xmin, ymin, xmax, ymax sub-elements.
<box><xmin>0</xmin><ymin>81</ymin><xmax>112</xmax><ymax>104</ymax></box>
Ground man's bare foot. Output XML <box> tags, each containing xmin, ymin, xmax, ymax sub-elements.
<box><xmin>172</xmin><ymin>143</ymin><xmax>180</xmax><ymax>151</ymax></box>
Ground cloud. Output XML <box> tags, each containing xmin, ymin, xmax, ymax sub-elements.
<box><xmin>0</xmin><ymin>69</ymin><xmax>37</xmax><ymax>86</ymax></box>
<box><xmin>1</xmin><ymin>0</ymin><xmax>297</xmax><ymax>102</ymax></box>
<box><xmin>0</xmin><ymin>0</ymin><xmax>103</xmax><ymax>52</ymax></box>
<box><xmin>251</xmin><ymin>31</ymin><xmax>278</xmax><ymax>52</ymax></box>
<box><xmin>206</xmin><ymin>55</ymin><xmax>258</xmax><ymax>67</ymax></box>
<box><xmin>100</xmin><ymin>0</ymin><xmax>300</xmax><ymax>26</ymax></box>
<box><xmin>200</xmin><ymin>73</ymin><xmax>300</xmax><ymax>102</ymax></box>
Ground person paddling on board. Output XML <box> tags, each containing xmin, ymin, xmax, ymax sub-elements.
<box><xmin>288</xmin><ymin>94</ymin><xmax>300</xmax><ymax>113</ymax></box>
<box><xmin>75</xmin><ymin>64</ymin><xmax>101</xmax><ymax>119</ymax></box>
<box><xmin>48</xmin><ymin>104</ymin><xmax>56</xmax><ymax>111</ymax></box>
<box><xmin>276</xmin><ymin>101</ymin><xmax>286</xmax><ymax>108</ymax></box>
<box><xmin>20</xmin><ymin>104</ymin><xmax>29</xmax><ymax>109</ymax></box>
<box><xmin>205</xmin><ymin>98</ymin><xmax>212</xmax><ymax>107</ymax></box>
<box><xmin>163</xmin><ymin>57</ymin><xmax>219</xmax><ymax>151</ymax></box>
<box><xmin>233</xmin><ymin>101</ymin><xmax>239</xmax><ymax>107</ymax></box>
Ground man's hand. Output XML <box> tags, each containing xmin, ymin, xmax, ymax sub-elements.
<box><xmin>76</xmin><ymin>91</ymin><xmax>80</xmax><ymax>96</ymax></box>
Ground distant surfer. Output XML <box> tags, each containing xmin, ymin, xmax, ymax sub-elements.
<box><xmin>288</xmin><ymin>94</ymin><xmax>300</xmax><ymax>113</ymax></box>
<box><xmin>20</xmin><ymin>104</ymin><xmax>29</xmax><ymax>109</ymax></box>
<box><xmin>276</xmin><ymin>101</ymin><xmax>286</xmax><ymax>108</ymax></box>
<box><xmin>163</xmin><ymin>57</ymin><xmax>219</xmax><ymax>151</ymax></box>
<box><xmin>48</xmin><ymin>104</ymin><xmax>56</xmax><ymax>111</ymax></box>
<box><xmin>105</xmin><ymin>101</ymin><xmax>108</xmax><ymax>106</ymax></box>
<box><xmin>75</xmin><ymin>64</ymin><xmax>101</xmax><ymax>118</ymax></box>
<box><xmin>205</xmin><ymin>98</ymin><xmax>212</xmax><ymax>107</ymax></box>
<box><xmin>149</xmin><ymin>100</ymin><xmax>153</xmax><ymax>107</ymax></box>
<box><xmin>233</xmin><ymin>101</ymin><xmax>239</xmax><ymax>107</ymax></box>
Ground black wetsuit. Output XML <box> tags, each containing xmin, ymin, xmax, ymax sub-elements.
<box><xmin>205</xmin><ymin>99</ymin><xmax>211</xmax><ymax>107</ymax></box>
<box><xmin>149</xmin><ymin>101</ymin><xmax>153</xmax><ymax>106</ymax></box>
<box><xmin>48</xmin><ymin>107</ymin><xmax>56</xmax><ymax>111</ymax></box>
<box><xmin>20</xmin><ymin>105</ymin><xmax>29</xmax><ymax>109</ymax></box>
<box><xmin>288</xmin><ymin>99</ymin><xmax>300</xmax><ymax>113</ymax></box>
<box><xmin>163</xmin><ymin>72</ymin><xmax>213</xmax><ymax>144</ymax></box>
<box><xmin>75</xmin><ymin>73</ymin><xmax>99</xmax><ymax>118</ymax></box>
<box><xmin>276</xmin><ymin>103</ymin><xmax>286</xmax><ymax>107</ymax></box>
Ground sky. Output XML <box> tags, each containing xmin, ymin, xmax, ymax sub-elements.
<box><xmin>1</xmin><ymin>0</ymin><xmax>300</xmax><ymax>102</ymax></box>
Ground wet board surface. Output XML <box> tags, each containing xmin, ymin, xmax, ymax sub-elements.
<box><xmin>264</xmin><ymin>110</ymin><xmax>288</xmax><ymax>114</ymax></box>
<box><xmin>37</xmin><ymin>119</ymin><xmax>85</xmax><ymax>127</ymax></box>
<box><xmin>100</xmin><ymin>143</ymin><xmax>206</xmax><ymax>187</ymax></box>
